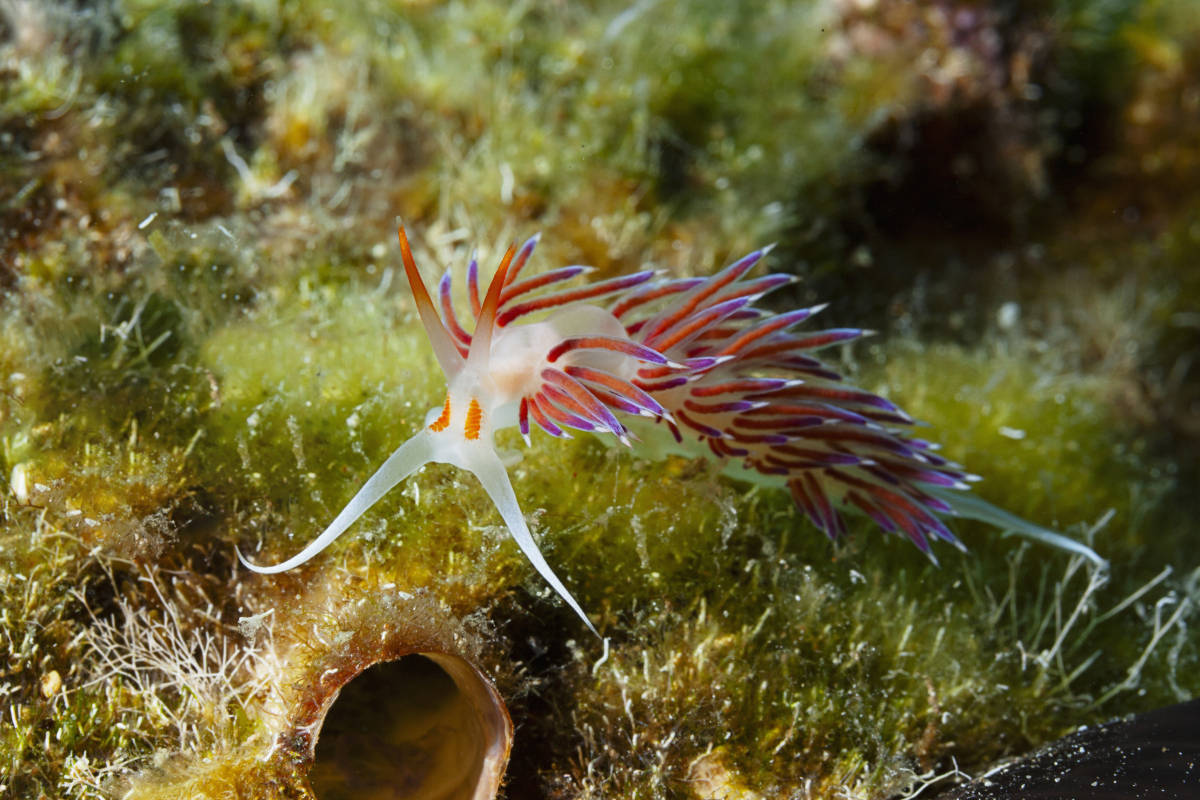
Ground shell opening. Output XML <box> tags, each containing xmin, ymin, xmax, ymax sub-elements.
<box><xmin>307</xmin><ymin>653</ymin><xmax>512</xmax><ymax>800</ymax></box>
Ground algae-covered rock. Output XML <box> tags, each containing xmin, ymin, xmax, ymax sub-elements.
<box><xmin>1</xmin><ymin>1</ymin><xmax>1197</xmax><ymax>798</ymax></box>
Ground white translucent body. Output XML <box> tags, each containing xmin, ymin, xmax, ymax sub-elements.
<box><xmin>238</xmin><ymin>287</ymin><xmax>641</xmax><ymax>635</ymax></box>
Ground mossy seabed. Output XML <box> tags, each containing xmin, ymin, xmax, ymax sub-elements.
<box><xmin>2</xmin><ymin>1</ymin><xmax>1198</xmax><ymax>798</ymax></box>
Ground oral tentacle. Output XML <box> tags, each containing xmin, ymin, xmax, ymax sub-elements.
<box><xmin>238</xmin><ymin>431</ymin><xmax>436</xmax><ymax>574</ymax></box>
<box><xmin>464</xmin><ymin>447</ymin><xmax>598</xmax><ymax>635</ymax></box>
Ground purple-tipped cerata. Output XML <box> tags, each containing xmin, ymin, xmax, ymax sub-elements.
<box><xmin>239</xmin><ymin>227</ymin><xmax>1105</xmax><ymax>634</ymax></box>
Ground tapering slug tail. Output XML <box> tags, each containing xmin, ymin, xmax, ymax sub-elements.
<box><xmin>465</xmin><ymin>448</ymin><xmax>599</xmax><ymax>636</ymax></box>
<box><xmin>398</xmin><ymin>223</ymin><xmax>466</xmax><ymax>378</ymax></box>
<box><xmin>238</xmin><ymin>431</ymin><xmax>436</xmax><ymax>574</ymax></box>
<box><xmin>927</xmin><ymin>486</ymin><xmax>1107</xmax><ymax>567</ymax></box>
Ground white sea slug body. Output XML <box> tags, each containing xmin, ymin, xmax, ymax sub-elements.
<box><xmin>239</xmin><ymin>226</ymin><xmax>1103</xmax><ymax>633</ymax></box>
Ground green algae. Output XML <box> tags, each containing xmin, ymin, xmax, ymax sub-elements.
<box><xmin>2</xmin><ymin>0</ymin><xmax>1199</xmax><ymax>798</ymax></box>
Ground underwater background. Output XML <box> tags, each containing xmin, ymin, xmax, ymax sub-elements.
<box><xmin>1</xmin><ymin>0</ymin><xmax>1197</xmax><ymax>797</ymax></box>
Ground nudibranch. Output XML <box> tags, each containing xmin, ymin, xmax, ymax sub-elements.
<box><xmin>240</xmin><ymin>225</ymin><xmax>1103</xmax><ymax>634</ymax></box>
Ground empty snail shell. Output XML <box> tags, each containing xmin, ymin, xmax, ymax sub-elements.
<box><xmin>305</xmin><ymin>652</ymin><xmax>511</xmax><ymax>800</ymax></box>
<box><xmin>271</xmin><ymin>591</ymin><xmax>512</xmax><ymax>800</ymax></box>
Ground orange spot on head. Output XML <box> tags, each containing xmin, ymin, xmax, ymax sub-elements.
<box><xmin>464</xmin><ymin>397</ymin><xmax>482</xmax><ymax>440</ymax></box>
<box><xmin>430</xmin><ymin>395</ymin><xmax>451</xmax><ymax>432</ymax></box>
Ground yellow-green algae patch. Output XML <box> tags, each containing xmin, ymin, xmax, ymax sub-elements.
<box><xmin>873</xmin><ymin>343</ymin><xmax>1171</xmax><ymax>559</ymax></box>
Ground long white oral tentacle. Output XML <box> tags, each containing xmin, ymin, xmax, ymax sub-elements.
<box><xmin>465</xmin><ymin>446</ymin><xmax>598</xmax><ymax>636</ymax></box>
<box><xmin>238</xmin><ymin>431</ymin><xmax>435</xmax><ymax>574</ymax></box>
